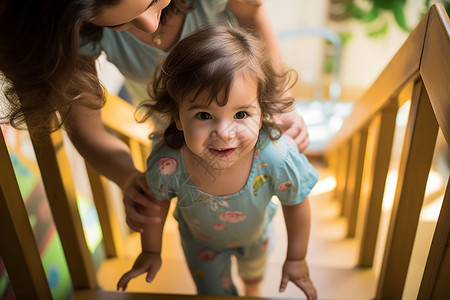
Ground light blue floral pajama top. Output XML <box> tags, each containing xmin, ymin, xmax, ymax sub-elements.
<box><xmin>146</xmin><ymin>131</ymin><xmax>319</xmax><ymax>251</ymax></box>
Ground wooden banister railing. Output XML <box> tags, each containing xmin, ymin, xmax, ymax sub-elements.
<box><xmin>326</xmin><ymin>3</ymin><xmax>450</xmax><ymax>299</ymax></box>
<box><xmin>0</xmin><ymin>130</ymin><xmax>53</xmax><ymax>299</ymax></box>
<box><xmin>1</xmin><ymin>4</ymin><xmax>449</xmax><ymax>300</ymax></box>
<box><xmin>0</xmin><ymin>93</ymin><xmax>153</xmax><ymax>299</ymax></box>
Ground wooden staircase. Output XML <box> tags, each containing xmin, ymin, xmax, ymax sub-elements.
<box><xmin>1</xmin><ymin>3</ymin><xmax>449</xmax><ymax>300</ymax></box>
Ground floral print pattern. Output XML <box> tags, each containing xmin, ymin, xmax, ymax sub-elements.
<box><xmin>158</xmin><ymin>157</ymin><xmax>178</xmax><ymax>175</ymax></box>
<box><xmin>149</xmin><ymin>133</ymin><xmax>316</xmax><ymax>255</ymax></box>
<box><xmin>287</xmin><ymin>136</ymin><xmax>296</xmax><ymax>149</ymax></box>
<box><xmin>195</xmin><ymin>232</ymin><xmax>213</xmax><ymax>241</ymax></box>
<box><xmin>219</xmin><ymin>211</ymin><xmax>246</xmax><ymax>223</ymax></box>
<box><xmin>222</xmin><ymin>276</ymin><xmax>232</xmax><ymax>291</ymax></box>
<box><xmin>212</xmin><ymin>223</ymin><xmax>227</xmax><ymax>231</ymax></box>
<box><xmin>197</xmin><ymin>249</ymin><xmax>217</xmax><ymax>261</ymax></box>
<box><xmin>278</xmin><ymin>181</ymin><xmax>296</xmax><ymax>192</ymax></box>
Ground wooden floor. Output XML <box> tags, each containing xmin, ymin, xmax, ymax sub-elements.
<box><xmin>97</xmin><ymin>159</ymin><xmax>380</xmax><ymax>299</ymax></box>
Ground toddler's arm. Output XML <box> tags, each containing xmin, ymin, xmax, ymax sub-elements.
<box><xmin>117</xmin><ymin>199</ymin><xmax>171</xmax><ymax>291</ymax></box>
<box><xmin>280</xmin><ymin>197</ymin><xmax>317</xmax><ymax>300</ymax></box>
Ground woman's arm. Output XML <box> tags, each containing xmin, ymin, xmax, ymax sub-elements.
<box><xmin>64</xmin><ymin>96</ymin><xmax>161</xmax><ymax>231</ymax></box>
<box><xmin>66</xmin><ymin>102</ymin><xmax>138</xmax><ymax>189</ymax></box>
<box><xmin>281</xmin><ymin>197</ymin><xmax>317</xmax><ymax>300</ymax></box>
<box><xmin>117</xmin><ymin>199</ymin><xmax>171</xmax><ymax>291</ymax></box>
<box><xmin>226</xmin><ymin>0</ymin><xmax>310</xmax><ymax>152</ymax></box>
<box><xmin>227</xmin><ymin>0</ymin><xmax>283</xmax><ymax>72</ymax></box>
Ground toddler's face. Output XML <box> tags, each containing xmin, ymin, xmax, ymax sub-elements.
<box><xmin>175</xmin><ymin>74</ymin><xmax>262</xmax><ymax>171</ymax></box>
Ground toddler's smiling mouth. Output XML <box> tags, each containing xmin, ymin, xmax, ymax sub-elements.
<box><xmin>208</xmin><ymin>147</ymin><xmax>236</xmax><ymax>157</ymax></box>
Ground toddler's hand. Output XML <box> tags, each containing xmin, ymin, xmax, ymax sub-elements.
<box><xmin>117</xmin><ymin>251</ymin><xmax>162</xmax><ymax>291</ymax></box>
<box><xmin>279</xmin><ymin>259</ymin><xmax>317</xmax><ymax>300</ymax></box>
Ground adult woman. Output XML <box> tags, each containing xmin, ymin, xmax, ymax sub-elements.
<box><xmin>0</xmin><ymin>0</ymin><xmax>309</xmax><ymax>231</ymax></box>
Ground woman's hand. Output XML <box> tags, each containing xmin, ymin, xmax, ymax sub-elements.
<box><xmin>122</xmin><ymin>172</ymin><xmax>162</xmax><ymax>233</ymax></box>
<box><xmin>117</xmin><ymin>251</ymin><xmax>162</xmax><ymax>291</ymax></box>
<box><xmin>274</xmin><ymin>110</ymin><xmax>310</xmax><ymax>152</ymax></box>
<box><xmin>279</xmin><ymin>259</ymin><xmax>317</xmax><ymax>300</ymax></box>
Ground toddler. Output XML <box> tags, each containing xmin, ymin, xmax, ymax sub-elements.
<box><xmin>117</xmin><ymin>25</ymin><xmax>318</xmax><ymax>299</ymax></box>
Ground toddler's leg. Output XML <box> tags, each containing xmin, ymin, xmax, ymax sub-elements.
<box><xmin>236</xmin><ymin>236</ymin><xmax>270</xmax><ymax>297</ymax></box>
<box><xmin>243</xmin><ymin>277</ymin><xmax>262</xmax><ymax>297</ymax></box>
<box><xmin>180</xmin><ymin>235</ymin><xmax>238</xmax><ymax>295</ymax></box>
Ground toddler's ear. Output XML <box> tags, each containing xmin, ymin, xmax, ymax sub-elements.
<box><xmin>174</xmin><ymin>115</ymin><xmax>183</xmax><ymax>131</ymax></box>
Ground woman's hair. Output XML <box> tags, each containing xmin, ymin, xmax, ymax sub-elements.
<box><xmin>137</xmin><ymin>25</ymin><xmax>297</xmax><ymax>148</ymax></box>
<box><xmin>0</xmin><ymin>0</ymin><xmax>193</xmax><ymax>134</ymax></box>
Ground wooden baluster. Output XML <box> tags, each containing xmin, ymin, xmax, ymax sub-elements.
<box><xmin>129</xmin><ymin>138</ymin><xmax>146</xmax><ymax>172</ymax></box>
<box><xmin>376</xmin><ymin>79</ymin><xmax>438</xmax><ymax>299</ymax></box>
<box><xmin>325</xmin><ymin>148</ymin><xmax>338</xmax><ymax>178</ymax></box>
<box><xmin>140</xmin><ymin>141</ymin><xmax>151</xmax><ymax>166</ymax></box>
<box><xmin>357</xmin><ymin>101</ymin><xmax>398</xmax><ymax>267</ymax></box>
<box><xmin>344</xmin><ymin>128</ymin><xmax>368</xmax><ymax>237</ymax></box>
<box><xmin>335</xmin><ymin>142</ymin><xmax>350</xmax><ymax>214</ymax></box>
<box><xmin>418</xmin><ymin>179</ymin><xmax>450</xmax><ymax>299</ymax></box>
<box><xmin>0</xmin><ymin>129</ymin><xmax>53</xmax><ymax>300</ymax></box>
<box><xmin>29</xmin><ymin>125</ymin><xmax>98</xmax><ymax>290</ymax></box>
<box><xmin>85</xmin><ymin>163</ymin><xmax>124</xmax><ymax>258</ymax></box>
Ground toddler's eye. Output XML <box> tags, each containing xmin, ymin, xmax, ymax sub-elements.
<box><xmin>196</xmin><ymin>112</ymin><xmax>212</xmax><ymax>120</ymax></box>
<box><xmin>234</xmin><ymin>111</ymin><xmax>248</xmax><ymax>119</ymax></box>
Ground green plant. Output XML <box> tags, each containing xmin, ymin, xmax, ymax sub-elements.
<box><xmin>345</xmin><ymin>0</ymin><xmax>410</xmax><ymax>33</ymax></box>
<box><xmin>423</xmin><ymin>0</ymin><xmax>450</xmax><ymax>18</ymax></box>
<box><xmin>345</xmin><ymin>0</ymin><xmax>450</xmax><ymax>37</ymax></box>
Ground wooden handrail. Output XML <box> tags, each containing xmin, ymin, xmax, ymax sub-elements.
<box><xmin>324</xmin><ymin>3</ymin><xmax>450</xmax><ymax>299</ymax></box>
<box><xmin>1</xmin><ymin>90</ymin><xmax>156</xmax><ymax>298</ymax></box>
<box><xmin>420</xmin><ymin>4</ymin><xmax>450</xmax><ymax>143</ymax></box>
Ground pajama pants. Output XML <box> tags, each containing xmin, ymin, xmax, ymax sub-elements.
<box><xmin>179</xmin><ymin>224</ymin><xmax>274</xmax><ymax>295</ymax></box>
